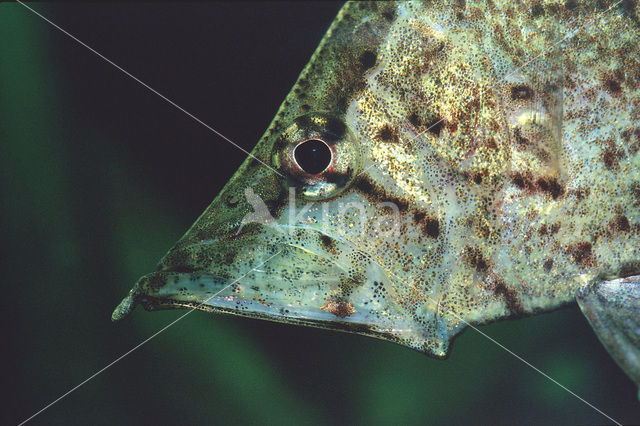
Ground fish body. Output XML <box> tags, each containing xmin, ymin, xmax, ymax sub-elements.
<box><xmin>114</xmin><ymin>0</ymin><xmax>640</xmax><ymax>389</ymax></box>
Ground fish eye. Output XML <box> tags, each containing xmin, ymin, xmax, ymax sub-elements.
<box><xmin>293</xmin><ymin>139</ymin><xmax>332</xmax><ymax>175</ymax></box>
<box><xmin>273</xmin><ymin>113</ymin><xmax>360</xmax><ymax>200</ymax></box>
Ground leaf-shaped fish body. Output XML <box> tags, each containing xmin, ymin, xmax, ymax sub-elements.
<box><xmin>114</xmin><ymin>0</ymin><xmax>640</xmax><ymax>360</ymax></box>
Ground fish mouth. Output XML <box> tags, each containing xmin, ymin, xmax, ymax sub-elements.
<box><xmin>111</xmin><ymin>229</ymin><xmax>424</xmax><ymax>350</ymax></box>
<box><xmin>112</xmin><ymin>267</ymin><xmax>414</xmax><ymax>345</ymax></box>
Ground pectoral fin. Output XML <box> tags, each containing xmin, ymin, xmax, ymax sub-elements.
<box><xmin>577</xmin><ymin>275</ymin><xmax>640</xmax><ymax>399</ymax></box>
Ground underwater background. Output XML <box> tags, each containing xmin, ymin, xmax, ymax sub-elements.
<box><xmin>3</xmin><ymin>2</ymin><xmax>638</xmax><ymax>424</ymax></box>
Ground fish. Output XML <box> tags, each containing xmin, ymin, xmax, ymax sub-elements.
<box><xmin>113</xmin><ymin>0</ymin><xmax>640</xmax><ymax>397</ymax></box>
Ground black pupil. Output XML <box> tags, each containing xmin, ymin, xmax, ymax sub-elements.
<box><xmin>294</xmin><ymin>139</ymin><xmax>332</xmax><ymax>174</ymax></box>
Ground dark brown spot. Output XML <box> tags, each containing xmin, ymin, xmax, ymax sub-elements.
<box><xmin>551</xmin><ymin>223</ymin><xmax>561</xmax><ymax>234</ymax></box>
<box><xmin>493</xmin><ymin>279</ymin><xmax>524</xmax><ymax>315</ymax></box>
<box><xmin>601</xmin><ymin>143</ymin><xmax>623</xmax><ymax>171</ymax></box>
<box><xmin>382</xmin><ymin>8</ymin><xmax>396</xmax><ymax>22</ymax></box>
<box><xmin>511</xmin><ymin>172</ymin><xmax>564</xmax><ymax>199</ymax></box>
<box><xmin>295</xmin><ymin>115</ymin><xmax>312</xmax><ymax>128</ymax></box>
<box><xmin>511</xmin><ymin>172</ymin><xmax>532</xmax><ymax>190</ymax></box>
<box><xmin>325</xmin><ymin>117</ymin><xmax>347</xmax><ymax>139</ymax></box>
<box><xmin>424</xmin><ymin>218</ymin><xmax>440</xmax><ymax>238</ymax></box>
<box><xmin>320</xmin><ymin>299</ymin><xmax>355</xmax><ymax>318</ymax></box>
<box><xmin>539</xmin><ymin>224</ymin><xmax>548</xmax><ymax>235</ymax></box>
<box><xmin>320</xmin><ymin>234</ymin><xmax>338</xmax><ymax>254</ymax></box>
<box><xmin>510</xmin><ymin>84</ymin><xmax>533</xmax><ymax>100</ymax></box>
<box><xmin>354</xmin><ymin>175</ymin><xmax>375</xmax><ymax>194</ymax></box>
<box><xmin>354</xmin><ymin>176</ymin><xmax>410</xmax><ymax>213</ymax></box>
<box><xmin>603</xmin><ymin>78</ymin><xmax>622</xmax><ymax>95</ymax></box>
<box><xmin>536</xmin><ymin>177</ymin><xmax>564</xmax><ymax>199</ymax></box>
<box><xmin>413</xmin><ymin>212</ymin><xmax>440</xmax><ymax>238</ymax></box>
<box><xmin>408</xmin><ymin>112</ymin><xmax>421</xmax><ymax>127</ymax></box>
<box><xmin>463</xmin><ymin>246</ymin><xmax>489</xmax><ymax>273</ymax></box>
<box><xmin>298</xmin><ymin>78</ymin><xmax>309</xmax><ymax>89</ymax></box>
<box><xmin>322</xmin><ymin>169</ymin><xmax>350</xmax><ymax>186</ymax></box>
<box><xmin>424</xmin><ymin>117</ymin><xmax>444</xmax><ymax>136</ymax></box>
<box><xmin>375</xmin><ymin>123</ymin><xmax>399</xmax><ymax>143</ymax></box>
<box><xmin>543</xmin><ymin>259</ymin><xmax>553</xmax><ymax>272</ymax></box>
<box><xmin>359</xmin><ymin>50</ymin><xmax>377</xmax><ymax>70</ymax></box>
<box><xmin>610</xmin><ymin>214</ymin><xmax>630</xmax><ymax>232</ymax></box>
<box><xmin>567</xmin><ymin>242</ymin><xmax>593</xmax><ymax>266</ymax></box>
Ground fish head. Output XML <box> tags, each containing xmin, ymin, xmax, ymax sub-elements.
<box><xmin>116</xmin><ymin>101</ymin><xmax>435</xmax><ymax>350</ymax></box>
<box><xmin>113</xmin><ymin>1</ymin><xmax>567</xmax><ymax>358</ymax></box>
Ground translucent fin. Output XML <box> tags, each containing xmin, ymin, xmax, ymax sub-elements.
<box><xmin>577</xmin><ymin>275</ymin><xmax>640</xmax><ymax>398</ymax></box>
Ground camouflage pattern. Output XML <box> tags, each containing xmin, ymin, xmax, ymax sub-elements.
<box><xmin>114</xmin><ymin>1</ymin><xmax>640</xmax><ymax>360</ymax></box>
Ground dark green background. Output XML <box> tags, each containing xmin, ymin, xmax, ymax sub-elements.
<box><xmin>3</xmin><ymin>2</ymin><xmax>638</xmax><ymax>424</ymax></box>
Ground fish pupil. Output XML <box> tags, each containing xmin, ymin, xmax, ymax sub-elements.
<box><xmin>294</xmin><ymin>139</ymin><xmax>332</xmax><ymax>174</ymax></box>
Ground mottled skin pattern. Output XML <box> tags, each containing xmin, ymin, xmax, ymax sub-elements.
<box><xmin>114</xmin><ymin>1</ymin><xmax>640</xmax><ymax>359</ymax></box>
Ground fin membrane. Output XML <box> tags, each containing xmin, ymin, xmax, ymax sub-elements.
<box><xmin>577</xmin><ymin>275</ymin><xmax>640</xmax><ymax>399</ymax></box>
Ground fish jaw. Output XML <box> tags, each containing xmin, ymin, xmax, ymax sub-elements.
<box><xmin>112</xmin><ymin>221</ymin><xmax>451</xmax><ymax>357</ymax></box>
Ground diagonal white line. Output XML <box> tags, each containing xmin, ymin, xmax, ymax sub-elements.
<box><xmin>18</xmin><ymin>250</ymin><xmax>284</xmax><ymax>425</ymax></box>
<box><xmin>384</xmin><ymin>269</ymin><xmax>621</xmax><ymax>425</ymax></box>
<box><xmin>360</xmin><ymin>7</ymin><xmax>628</xmax><ymax>420</ymax></box>
<box><xmin>15</xmin><ymin>0</ymin><xmax>284</xmax><ymax>178</ymax></box>
<box><xmin>15</xmin><ymin>1</ymin><xmax>630</xmax><ymax>424</ymax></box>
<box><xmin>404</xmin><ymin>0</ymin><xmax>625</xmax><ymax>145</ymax></box>
<box><xmin>453</xmin><ymin>314</ymin><xmax>623</xmax><ymax>425</ymax></box>
<box><xmin>355</xmin><ymin>0</ymin><xmax>626</xmax><ymax>181</ymax></box>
